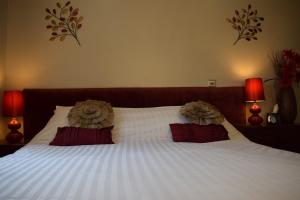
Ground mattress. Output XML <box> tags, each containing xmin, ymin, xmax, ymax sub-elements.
<box><xmin>1</xmin><ymin>139</ymin><xmax>300</xmax><ymax>200</ymax></box>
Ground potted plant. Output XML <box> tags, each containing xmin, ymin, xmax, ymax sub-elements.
<box><xmin>267</xmin><ymin>49</ymin><xmax>300</xmax><ymax>124</ymax></box>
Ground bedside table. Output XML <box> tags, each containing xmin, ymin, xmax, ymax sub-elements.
<box><xmin>0</xmin><ymin>140</ymin><xmax>25</xmax><ymax>157</ymax></box>
<box><xmin>236</xmin><ymin>125</ymin><xmax>300</xmax><ymax>153</ymax></box>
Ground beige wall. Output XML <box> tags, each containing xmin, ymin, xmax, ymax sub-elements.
<box><xmin>0</xmin><ymin>0</ymin><xmax>8</xmax><ymax>140</ymax></box>
<box><xmin>1</xmin><ymin>0</ymin><xmax>300</xmax><ymax>136</ymax></box>
<box><xmin>4</xmin><ymin>0</ymin><xmax>300</xmax><ymax>89</ymax></box>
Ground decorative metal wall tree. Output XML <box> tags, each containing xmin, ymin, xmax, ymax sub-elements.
<box><xmin>45</xmin><ymin>1</ymin><xmax>83</xmax><ymax>46</ymax></box>
<box><xmin>226</xmin><ymin>4</ymin><xmax>264</xmax><ymax>45</ymax></box>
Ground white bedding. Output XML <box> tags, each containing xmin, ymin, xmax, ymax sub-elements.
<box><xmin>1</xmin><ymin>139</ymin><xmax>300</xmax><ymax>200</ymax></box>
<box><xmin>1</xmin><ymin>105</ymin><xmax>300</xmax><ymax>200</ymax></box>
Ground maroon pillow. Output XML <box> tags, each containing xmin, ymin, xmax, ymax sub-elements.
<box><xmin>50</xmin><ymin>126</ymin><xmax>114</xmax><ymax>146</ymax></box>
<box><xmin>169</xmin><ymin>123</ymin><xmax>229</xmax><ymax>143</ymax></box>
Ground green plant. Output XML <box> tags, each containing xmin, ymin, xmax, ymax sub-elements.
<box><xmin>226</xmin><ymin>4</ymin><xmax>264</xmax><ymax>45</ymax></box>
<box><xmin>45</xmin><ymin>1</ymin><xmax>83</xmax><ymax>46</ymax></box>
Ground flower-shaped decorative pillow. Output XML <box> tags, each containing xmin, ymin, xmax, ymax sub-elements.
<box><xmin>68</xmin><ymin>100</ymin><xmax>114</xmax><ymax>129</ymax></box>
<box><xmin>180</xmin><ymin>100</ymin><xmax>224</xmax><ymax>125</ymax></box>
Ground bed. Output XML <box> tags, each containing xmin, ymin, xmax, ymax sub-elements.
<box><xmin>0</xmin><ymin>87</ymin><xmax>300</xmax><ymax>200</ymax></box>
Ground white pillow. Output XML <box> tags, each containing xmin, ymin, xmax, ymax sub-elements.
<box><xmin>30</xmin><ymin>106</ymin><xmax>188</xmax><ymax>144</ymax></box>
<box><xmin>112</xmin><ymin>106</ymin><xmax>188</xmax><ymax>143</ymax></box>
<box><xmin>222</xmin><ymin>119</ymin><xmax>247</xmax><ymax>140</ymax></box>
<box><xmin>113</xmin><ymin>107</ymin><xmax>247</xmax><ymax>142</ymax></box>
<box><xmin>29</xmin><ymin>106</ymin><xmax>72</xmax><ymax>144</ymax></box>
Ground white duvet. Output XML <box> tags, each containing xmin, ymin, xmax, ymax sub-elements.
<box><xmin>1</xmin><ymin>139</ymin><xmax>300</xmax><ymax>200</ymax></box>
<box><xmin>1</xmin><ymin>106</ymin><xmax>300</xmax><ymax>200</ymax></box>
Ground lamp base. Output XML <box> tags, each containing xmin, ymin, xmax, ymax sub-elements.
<box><xmin>248</xmin><ymin>103</ymin><xmax>263</xmax><ymax>126</ymax></box>
<box><xmin>248</xmin><ymin>114</ymin><xmax>263</xmax><ymax>126</ymax></box>
<box><xmin>6</xmin><ymin>118</ymin><xmax>23</xmax><ymax>144</ymax></box>
<box><xmin>6</xmin><ymin>131</ymin><xmax>23</xmax><ymax>144</ymax></box>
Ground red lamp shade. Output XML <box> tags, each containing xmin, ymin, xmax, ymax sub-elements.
<box><xmin>245</xmin><ymin>78</ymin><xmax>265</xmax><ymax>102</ymax></box>
<box><xmin>2</xmin><ymin>91</ymin><xmax>24</xmax><ymax>117</ymax></box>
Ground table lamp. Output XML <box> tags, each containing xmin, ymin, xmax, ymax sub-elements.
<box><xmin>245</xmin><ymin>78</ymin><xmax>265</xmax><ymax>126</ymax></box>
<box><xmin>2</xmin><ymin>90</ymin><xmax>24</xmax><ymax>143</ymax></box>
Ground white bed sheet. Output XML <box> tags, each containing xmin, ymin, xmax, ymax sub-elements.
<box><xmin>1</xmin><ymin>139</ymin><xmax>300</xmax><ymax>200</ymax></box>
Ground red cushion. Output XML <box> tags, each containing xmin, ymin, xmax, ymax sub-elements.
<box><xmin>169</xmin><ymin>123</ymin><xmax>229</xmax><ymax>143</ymax></box>
<box><xmin>50</xmin><ymin>126</ymin><xmax>114</xmax><ymax>146</ymax></box>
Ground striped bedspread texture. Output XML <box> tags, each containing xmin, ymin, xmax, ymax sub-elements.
<box><xmin>1</xmin><ymin>139</ymin><xmax>300</xmax><ymax>200</ymax></box>
<box><xmin>1</xmin><ymin>106</ymin><xmax>300</xmax><ymax>199</ymax></box>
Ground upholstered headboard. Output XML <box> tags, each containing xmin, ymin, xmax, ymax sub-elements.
<box><xmin>23</xmin><ymin>87</ymin><xmax>246</xmax><ymax>141</ymax></box>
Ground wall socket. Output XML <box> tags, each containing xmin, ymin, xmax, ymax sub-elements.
<box><xmin>208</xmin><ymin>80</ymin><xmax>216</xmax><ymax>87</ymax></box>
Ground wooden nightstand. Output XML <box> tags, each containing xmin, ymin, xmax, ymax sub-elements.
<box><xmin>0</xmin><ymin>140</ymin><xmax>25</xmax><ymax>157</ymax></box>
<box><xmin>236</xmin><ymin>125</ymin><xmax>300</xmax><ymax>153</ymax></box>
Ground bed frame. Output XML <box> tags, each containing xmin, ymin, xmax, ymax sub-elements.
<box><xmin>23</xmin><ymin>87</ymin><xmax>246</xmax><ymax>141</ymax></box>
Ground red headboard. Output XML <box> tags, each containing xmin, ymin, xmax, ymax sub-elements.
<box><xmin>23</xmin><ymin>87</ymin><xmax>246</xmax><ymax>141</ymax></box>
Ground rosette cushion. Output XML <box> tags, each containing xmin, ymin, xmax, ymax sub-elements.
<box><xmin>68</xmin><ymin>100</ymin><xmax>114</xmax><ymax>129</ymax></box>
<box><xmin>180</xmin><ymin>100</ymin><xmax>224</xmax><ymax>125</ymax></box>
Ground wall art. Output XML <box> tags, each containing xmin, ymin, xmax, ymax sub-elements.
<box><xmin>45</xmin><ymin>1</ymin><xmax>83</xmax><ymax>46</ymax></box>
<box><xmin>226</xmin><ymin>4</ymin><xmax>264</xmax><ymax>45</ymax></box>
